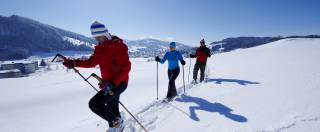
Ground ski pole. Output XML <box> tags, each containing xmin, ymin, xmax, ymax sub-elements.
<box><xmin>205</xmin><ymin>58</ymin><xmax>209</xmax><ymax>83</ymax></box>
<box><xmin>182</xmin><ymin>65</ymin><xmax>186</xmax><ymax>94</ymax></box>
<box><xmin>87</xmin><ymin>73</ymin><xmax>148</xmax><ymax>132</ymax></box>
<box><xmin>118</xmin><ymin>101</ymin><xmax>148</xmax><ymax>132</ymax></box>
<box><xmin>188</xmin><ymin>57</ymin><xmax>191</xmax><ymax>83</ymax></box>
<box><xmin>51</xmin><ymin>54</ymin><xmax>98</xmax><ymax>92</ymax></box>
<box><xmin>205</xmin><ymin>53</ymin><xmax>213</xmax><ymax>83</ymax></box>
<box><xmin>156</xmin><ymin>62</ymin><xmax>159</xmax><ymax>100</ymax></box>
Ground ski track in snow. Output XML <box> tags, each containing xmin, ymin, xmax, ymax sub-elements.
<box><xmin>123</xmin><ymin>83</ymin><xmax>204</xmax><ymax>132</ymax></box>
<box><xmin>61</xmin><ymin>79</ymin><xmax>200</xmax><ymax>132</ymax></box>
<box><xmin>258</xmin><ymin>115</ymin><xmax>319</xmax><ymax>132</ymax></box>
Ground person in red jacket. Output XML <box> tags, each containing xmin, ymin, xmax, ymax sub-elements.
<box><xmin>190</xmin><ymin>39</ymin><xmax>211</xmax><ymax>83</ymax></box>
<box><xmin>63</xmin><ymin>21</ymin><xmax>131</xmax><ymax>132</ymax></box>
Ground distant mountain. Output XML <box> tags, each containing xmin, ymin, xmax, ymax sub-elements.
<box><xmin>125</xmin><ymin>39</ymin><xmax>191</xmax><ymax>58</ymax></box>
<box><xmin>0</xmin><ymin>15</ymin><xmax>192</xmax><ymax>60</ymax></box>
<box><xmin>0</xmin><ymin>15</ymin><xmax>96</xmax><ymax>60</ymax></box>
<box><xmin>210</xmin><ymin>35</ymin><xmax>320</xmax><ymax>53</ymax></box>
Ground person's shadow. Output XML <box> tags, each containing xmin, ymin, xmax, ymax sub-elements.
<box><xmin>207</xmin><ymin>78</ymin><xmax>260</xmax><ymax>86</ymax></box>
<box><xmin>175</xmin><ymin>94</ymin><xmax>248</xmax><ymax>123</ymax></box>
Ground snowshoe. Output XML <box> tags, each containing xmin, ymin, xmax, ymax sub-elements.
<box><xmin>112</xmin><ymin>117</ymin><xmax>125</xmax><ymax>132</ymax></box>
<box><xmin>191</xmin><ymin>80</ymin><xmax>198</xmax><ymax>85</ymax></box>
<box><xmin>106</xmin><ymin>117</ymin><xmax>124</xmax><ymax>132</ymax></box>
<box><xmin>162</xmin><ymin>96</ymin><xmax>177</xmax><ymax>103</ymax></box>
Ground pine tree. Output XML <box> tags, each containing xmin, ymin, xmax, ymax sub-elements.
<box><xmin>39</xmin><ymin>59</ymin><xmax>47</xmax><ymax>66</ymax></box>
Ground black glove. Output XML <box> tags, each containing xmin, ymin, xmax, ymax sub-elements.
<box><xmin>63</xmin><ymin>59</ymin><xmax>77</xmax><ymax>69</ymax></box>
<box><xmin>208</xmin><ymin>53</ymin><xmax>211</xmax><ymax>57</ymax></box>
<box><xmin>190</xmin><ymin>54</ymin><xmax>196</xmax><ymax>58</ymax></box>
<box><xmin>181</xmin><ymin>60</ymin><xmax>186</xmax><ymax>65</ymax></box>
<box><xmin>155</xmin><ymin>56</ymin><xmax>161</xmax><ymax>62</ymax></box>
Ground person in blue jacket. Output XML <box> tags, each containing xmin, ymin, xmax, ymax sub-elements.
<box><xmin>155</xmin><ymin>42</ymin><xmax>186</xmax><ymax>101</ymax></box>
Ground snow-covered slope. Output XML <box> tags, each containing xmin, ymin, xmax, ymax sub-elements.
<box><xmin>1</xmin><ymin>38</ymin><xmax>320</xmax><ymax>132</ymax></box>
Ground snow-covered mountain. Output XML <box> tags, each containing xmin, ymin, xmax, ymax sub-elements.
<box><xmin>210</xmin><ymin>35</ymin><xmax>320</xmax><ymax>53</ymax></box>
<box><xmin>1</xmin><ymin>38</ymin><xmax>320</xmax><ymax>132</ymax></box>
<box><xmin>0</xmin><ymin>15</ymin><xmax>191</xmax><ymax>60</ymax></box>
<box><xmin>0</xmin><ymin>15</ymin><xmax>97</xmax><ymax>60</ymax></box>
<box><xmin>125</xmin><ymin>39</ymin><xmax>191</xmax><ymax>58</ymax></box>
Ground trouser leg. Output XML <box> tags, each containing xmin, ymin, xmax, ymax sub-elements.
<box><xmin>193</xmin><ymin>62</ymin><xmax>200</xmax><ymax>81</ymax></box>
<box><xmin>167</xmin><ymin>68</ymin><xmax>180</xmax><ymax>98</ymax></box>
<box><xmin>199</xmin><ymin>63</ymin><xmax>206</xmax><ymax>82</ymax></box>
<box><xmin>88</xmin><ymin>82</ymin><xmax>127</xmax><ymax>127</ymax></box>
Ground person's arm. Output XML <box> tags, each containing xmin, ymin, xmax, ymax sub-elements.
<box><xmin>190</xmin><ymin>49</ymin><xmax>199</xmax><ymax>58</ymax></box>
<box><xmin>113</xmin><ymin>43</ymin><xmax>131</xmax><ymax>86</ymax></box>
<box><xmin>76</xmin><ymin>48</ymin><xmax>100</xmax><ymax>68</ymax></box>
<box><xmin>206</xmin><ymin>48</ymin><xmax>211</xmax><ymax>57</ymax></box>
<box><xmin>178</xmin><ymin>52</ymin><xmax>183</xmax><ymax>61</ymax></box>
<box><xmin>178</xmin><ymin>52</ymin><xmax>186</xmax><ymax>65</ymax></box>
<box><xmin>190</xmin><ymin>50</ymin><xmax>197</xmax><ymax>58</ymax></box>
<box><xmin>160</xmin><ymin>53</ymin><xmax>168</xmax><ymax>64</ymax></box>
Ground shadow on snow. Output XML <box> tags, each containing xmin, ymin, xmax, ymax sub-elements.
<box><xmin>175</xmin><ymin>94</ymin><xmax>248</xmax><ymax>123</ymax></box>
<box><xmin>207</xmin><ymin>78</ymin><xmax>260</xmax><ymax>86</ymax></box>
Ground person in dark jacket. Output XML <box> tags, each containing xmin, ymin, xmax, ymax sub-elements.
<box><xmin>155</xmin><ymin>42</ymin><xmax>186</xmax><ymax>101</ymax></box>
<box><xmin>190</xmin><ymin>39</ymin><xmax>211</xmax><ymax>83</ymax></box>
<box><xmin>63</xmin><ymin>21</ymin><xmax>130</xmax><ymax>132</ymax></box>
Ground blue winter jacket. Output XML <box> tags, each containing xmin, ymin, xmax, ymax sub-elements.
<box><xmin>159</xmin><ymin>50</ymin><xmax>184</xmax><ymax>70</ymax></box>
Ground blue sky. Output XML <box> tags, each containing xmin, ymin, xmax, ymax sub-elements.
<box><xmin>1</xmin><ymin>0</ymin><xmax>320</xmax><ymax>46</ymax></box>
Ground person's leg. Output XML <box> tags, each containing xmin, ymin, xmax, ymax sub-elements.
<box><xmin>88</xmin><ymin>91</ymin><xmax>116</xmax><ymax>127</ymax></box>
<box><xmin>171</xmin><ymin>68</ymin><xmax>180</xmax><ymax>96</ymax></box>
<box><xmin>109</xmin><ymin>83</ymin><xmax>127</xmax><ymax>118</ymax></box>
<box><xmin>199</xmin><ymin>63</ymin><xmax>206</xmax><ymax>82</ymax></box>
<box><xmin>168</xmin><ymin>68</ymin><xmax>180</xmax><ymax>98</ymax></box>
<box><xmin>193</xmin><ymin>62</ymin><xmax>200</xmax><ymax>81</ymax></box>
<box><xmin>109</xmin><ymin>95</ymin><xmax>120</xmax><ymax>117</ymax></box>
<box><xmin>167</xmin><ymin>69</ymin><xmax>174</xmax><ymax>98</ymax></box>
<box><xmin>88</xmin><ymin>83</ymin><xmax>127</xmax><ymax>127</ymax></box>
<box><xmin>107</xmin><ymin>96</ymin><xmax>120</xmax><ymax>127</ymax></box>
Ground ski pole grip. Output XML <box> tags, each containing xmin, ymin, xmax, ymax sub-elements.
<box><xmin>51</xmin><ymin>54</ymin><xmax>67</xmax><ymax>62</ymax></box>
<box><xmin>91</xmin><ymin>73</ymin><xmax>103</xmax><ymax>83</ymax></box>
<box><xmin>89</xmin><ymin>73</ymin><xmax>114</xmax><ymax>95</ymax></box>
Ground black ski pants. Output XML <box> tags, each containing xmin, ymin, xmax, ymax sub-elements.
<box><xmin>167</xmin><ymin>68</ymin><xmax>180</xmax><ymax>98</ymax></box>
<box><xmin>193</xmin><ymin>61</ymin><xmax>206</xmax><ymax>82</ymax></box>
<box><xmin>88</xmin><ymin>82</ymin><xmax>127</xmax><ymax>127</ymax></box>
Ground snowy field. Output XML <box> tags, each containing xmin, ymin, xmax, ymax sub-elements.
<box><xmin>1</xmin><ymin>38</ymin><xmax>320</xmax><ymax>132</ymax></box>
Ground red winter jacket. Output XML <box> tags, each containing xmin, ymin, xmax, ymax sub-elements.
<box><xmin>76</xmin><ymin>36</ymin><xmax>131</xmax><ymax>86</ymax></box>
<box><xmin>192</xmin><ymin>46</ymin><xmax>211</xmax><ymax>63</ymax></box>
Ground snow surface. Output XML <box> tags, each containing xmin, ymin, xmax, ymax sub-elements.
<box><xmin>1</xmin><ymin>38</ymin><xmax>320</xmax><ymax>132</ymax></box>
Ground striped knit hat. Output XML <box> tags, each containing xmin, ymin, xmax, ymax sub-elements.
<box><xmin>90</xmin><ymin>21</ymin><xmax>112</xmax><ymax>40</ymax></box>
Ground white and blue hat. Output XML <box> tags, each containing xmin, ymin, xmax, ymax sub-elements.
<box><xmin>90</xmin><ymin>21</ymin><xmax>112</xmax><ymax>40</ymax></box>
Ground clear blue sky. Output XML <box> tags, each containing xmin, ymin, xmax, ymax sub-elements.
<box><xmin>1</xmin><ymin>0</ymin><xmax>320</xmax><ymax>46</ymax></box>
